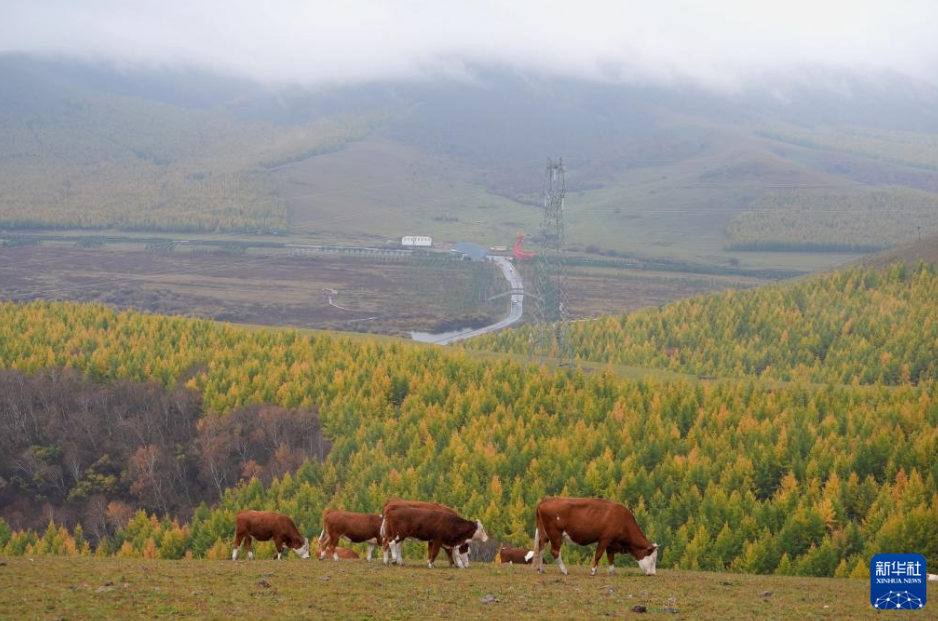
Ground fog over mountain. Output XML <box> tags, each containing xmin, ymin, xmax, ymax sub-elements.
<box><xmin>2</xmin><ymin>0</ymin><xmax>937</xmax><ymax>91</ymax></box>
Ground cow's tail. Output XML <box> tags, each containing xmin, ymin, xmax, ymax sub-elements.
<box><xmin>379</xmin><ymin>516</ymin><xmax>386</xmax><ymax>540</ymax></box>
<box><xmin>531</xmin><ymin>507</ymin><xmax>544</xmax><ymax>570</ymax></box>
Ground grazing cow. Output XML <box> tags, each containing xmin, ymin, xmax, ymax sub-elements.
<box><xmin>332</xmin><ymin>546</ymin><xmax>360</xmax><ymax>560</ymax></box>
<box><xmin>929</xmin><ymin>573</ymin><xmax>938</xmax><ymax>582</ymax></box>
<box><xmin>533</xmin><ymin>497</ymin><xmax>658</xmax><ymax>576</ymax></box>
<box><xmin>232</xmin><ymin>510</ymin><xmax>310</xmax><ymax>560</ymax></box>
<box><xmin>497</xmin><ymin>546</ymin><xmax>534</xmax><ymax>564</ymax></box>
<box><xmin>380</xmin><ymin>499</ymin><xmax>465</xmax><ymax>567</ymax></box>
<box><xmin>382</xmin><ymin>505</ymin><xmax>488</xmax><ymax>569</ymax></box>
<box><xmin>318</xmin><ymin>509</ymin><xmax>382</xmax><ymax>561</ymax></box>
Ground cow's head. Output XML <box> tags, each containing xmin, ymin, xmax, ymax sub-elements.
<box><xmin>295</xmin><ymin>537</ymin><xmax>311</xmax><ymax>559</ymax></box>
<box><xmin>472</xmin><ymin>520</ymin><xmax>489</xmax><ymax>543</ymax></box>
<box><xmin>635</xmin><ymin>543</ymin><xmax>658</xmax><ymax>576</ymax></box>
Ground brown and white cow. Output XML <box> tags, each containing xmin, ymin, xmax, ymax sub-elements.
<box><xmin>533</xmin><ymin>497</ymin><xmax>658</xmax><ymax>576</ymax></box>
<box><xmin>497</xmin><ymin>546</ymin><xmax>534</xmax><ymax>564</ymax></box>
<box><xmin>232</xmin><ymin>510</ymin><xmax>310</xmax><ymax>560</ymax></box>
<box><xmin>331</xmin><ymin>546</ymin><xmax>360</xmax><ymax>560</ymax></box>
<box><xmin>318</xmin><ymin>509</ymin><xmax>382</xmax><ymax>561</ymax></box>
<box><xmin>380</xmin><ymin>499</ymin><xmax>466</xmax><ymax>567</ymax></box>
<box><xmin>382</xmin><ymin>504</ymin><xmax>488</xmax><ymax>569</ymax></box>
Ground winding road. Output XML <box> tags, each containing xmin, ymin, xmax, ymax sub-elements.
<box><xmin>430</xmin><ymin>256</ymin><xmax>524</xmax><ymax>345</ymax></box>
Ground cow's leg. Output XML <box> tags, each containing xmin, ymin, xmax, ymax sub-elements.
<box><xmin>232</xmin><ymin>531</ymin><xmax>244</xmax><ymax>560</ymax></box>
<box><xmin>427</xmin><ymin>540</ymin><xmax>443</xmax><ymax>569</ymax></box>
<box><xmin>442</xmin><ymin>544</ymin><xmax>455</xmax><ymax>566</ymax></box>
<box><xmin>590</xmin><ymin>539</ymin><xmax>611</xmax><ymax>576</ymax></box>
<box><xmin>365</xmin><ymin>542</ymin><xmax>375</xmax><ymax>561</ymax></box>
<box><xmin>606</xmin><ymin>548</ymin><xmax>616</xmax><ymax>575</ymax></box>
<box><xmin>549</xmin><ymin>534</ymin><xmax>567</xmax><ymax>575</ymax></box>
<box><xmin>274</xmin><ymin>536</ymin><xmax>283</xmax><ymax>560</ymax></box>
<box><xmin>394</xmin><ymin>540</ymin><xmax>405</xmax><ymax>566</ymax></box>
<box><xmin>244</xmin><ymin>537</ymin><xmax>254</xmax><ymax>561</ymax></box>
<box><xmin>382</xmin><ymin>535</ymin><xmax>391</xmax><ymax>565</ymax></box>
<box><xmin>317</xmin><ymin>529</ymin><xmax>327</xmax><ymax>561</ymax></box>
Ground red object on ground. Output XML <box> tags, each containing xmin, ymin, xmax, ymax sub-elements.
<box><xmin>513</xmin><ymin>232</ymin><xmax>535</xmax><ymax>260</ymax></box>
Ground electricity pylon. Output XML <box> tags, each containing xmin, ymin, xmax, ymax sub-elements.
<box><xmin>532</xmin><ymin>158</ymin><xmax>571</xmax><ymax>364</ymax></box>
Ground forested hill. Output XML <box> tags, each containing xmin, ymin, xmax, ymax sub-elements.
<box><xmin>468</xmin><ymin>263</ymin><xmax>938</xmax><ymax>386</ymax></box>
<box><xmin>0</xmin><ymin>299</ymin><xmax>936</xmax><ymax>576</ymax></box>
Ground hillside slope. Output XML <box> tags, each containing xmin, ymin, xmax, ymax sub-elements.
<box><xmin>1</xmin><ymin>298</ymin><xmax>936</xmax><ymax>577</ymax></box>
<box><xmin>469</xmin><ymin>264</ymin><xmax>938</xmax><ymax>385</ymax></box>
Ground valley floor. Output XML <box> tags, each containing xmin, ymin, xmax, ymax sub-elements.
<box><xmin>0</xmin><ymin>557</ymin><xmax>915</xmax><ymax>620</ymax></box>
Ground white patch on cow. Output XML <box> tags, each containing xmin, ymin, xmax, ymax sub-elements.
<box><xmin>232</xmin><ymin>548</ymin><xmax>238</xmax><ymax>561</ymax></box>
<box><xmin>637</xmin><ymin>545</ymin><xmax>658</xmax><ymax>576</ymax></box>
<box><xmin>473</xmin><ymin>520</ymin><xmax>489</xmax><ymax>542</ymax></box>
<box><xmin>296</xmin><ymin>537</ymin><xmax>310</xmax><ymax>559</ymax></box>
<box><xmin>524</xmin><ymin>550</ymin><xmax>535</xmax><ymax>562</ymax></box>
<box><xmin>556</xmin><ymin>550</ymin><xmax>568</xmax><ymax>576</ymax></box>
<box><xmin>461</xmin><ymin>550</ymin><xmax>470</xmax><ymax>568</ymax></box>
<box><xmin>608</xmin><ymin>564</ymin><xmax>616</xmax><ymax>575</ymax></box>
<box><xmin>333</xmin><ymin>551</ymin><xmax>339</xmax><ymax>561</ymax></box>
<box><xmin>590</xmin><ymin>566</ymin><xmax>597</xmax><ymax>576</ymax></box>
<box><xmin>247</xmin><ymin>550</ymin><xmax>255</xmax><ymax>561</ymax></box>
<box><xmin>366</xmin><ymin>543</ymin><xmax>375</xmax><ymax>561</ymax></box>
<box><xmin>928</xmin><ymin>573</ymin><xmax>938</xmax><ymax>582</ymax></box>
<box><xmin>428</xmin><ymin>560</ymin><xmax>434</xmax><ymax>569</ymax></box>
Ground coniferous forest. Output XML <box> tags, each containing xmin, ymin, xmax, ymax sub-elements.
<box><xmin>1</xmin><ymin>266</ymin><xmax>936</xmax><ymax>576</ymax></box>
<box><xmin>470</xmin><ymin>264</ymin><xmax>938</xmax><ymax>386</ymax></box>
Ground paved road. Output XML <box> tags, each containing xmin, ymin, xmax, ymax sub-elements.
<box><xmin>433</xmin><ymin>256</ymin><xmax>524</xmax><ymax>345</ymax></box>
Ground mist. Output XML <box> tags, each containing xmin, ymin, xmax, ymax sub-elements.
<box><xmin>2</xmin><ymin>0</ymin><xmax>937</xmax><ymax>90</ymax></box>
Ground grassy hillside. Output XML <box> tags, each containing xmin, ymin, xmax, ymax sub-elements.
<box><xmin>857</xmin><ymin>229</ymin><xmax>938</xmax><ymax>269</ymax></box>
<box><xmin>0</xmin><ymin>58</ymin><xmax>385</xmax><ymax>232</ymax></box>
<box><xmin>725</xmin><ymin>187</ymin><xmax>938</xmax><ymax>252</ymax></box>
<box><xmin>469</xmin><ymin>264</ymin><xmax>938</xmax><ymax>385</ymax></box>
<box><xmin>1</xmin><ymin>296</ymin><xmax>936</xmax><ymax>577</ymax></box>
<box><xmin>7</xmin><ymin>57</ymin><xmax>938</xmax><ymax>275</ymax></box>
<box><xmin>0</xmin><ymin>558</ymin><xmax>912</xmax><ymax>621</ymax></box>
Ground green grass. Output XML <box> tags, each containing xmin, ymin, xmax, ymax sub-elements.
<box><xmin>0</xmin><ymin>557</ymin><xmax>910</xmax><ymax>620</ymax></box>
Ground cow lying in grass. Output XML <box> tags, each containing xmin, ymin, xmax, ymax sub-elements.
<box><xmin>497</xmin><ymin>546</ymin><xmax>534</xmax><ymax>564</ymax></box>
<box><xmin>318</xmin><ymin>509</ymin><xmax>381</xmax><ymax>561</ymax></box>
<box><xmin>232</xmin><ymin>510</ymin><xmax>310</xmax><ymax>560</ymax></box>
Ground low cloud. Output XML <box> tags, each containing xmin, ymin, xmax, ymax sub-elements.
<box><xmin>2</xmin><ymin>0</ymin><xmax>937</xmax><ymax>89</ymax></box>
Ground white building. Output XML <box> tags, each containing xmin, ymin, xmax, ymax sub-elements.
<box><xmin>401</xmin><ymin>235</ymin><xmax>432</xmax><ymax>247</ymax></box>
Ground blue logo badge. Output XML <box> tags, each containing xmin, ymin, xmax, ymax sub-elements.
<box><xmin>871</xmin><ymin>554</ymin><xmax>927</xmax><ymax>609</ymax></box>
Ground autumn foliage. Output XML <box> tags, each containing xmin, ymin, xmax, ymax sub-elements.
<box><xmin>0</xmin><ymin>266</ymin><xmax>936</xmax><ymax>575</ymax></box>
<box><xmin>471</xmin><ymin>264</ymin><xmax>938</xmax><ymax>386</ymax></box>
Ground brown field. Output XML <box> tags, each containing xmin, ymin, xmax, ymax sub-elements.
<box><xmin>0</xmin><ymin>557</ymin><xmax>915</xmax><ymax>621</ymax></box>
<box><xmin>560</xmin><ymin>264</ymin><xmax>766</xmax><ymax>318</ymax></box>
<box><xmin>0</xmin><ymin>245</ymin><xmax>765</xmax><ymax>339</ymax></box>
<box><xmin>0</xmin><ymin>245</ymin><xmax>506</xmax><ymax>336</ymax></box>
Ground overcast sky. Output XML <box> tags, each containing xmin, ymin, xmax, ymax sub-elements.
<box><xmin>2</xmin><ymin>1</ymin><xmax>937</xmax><ymax>89</ymax></box>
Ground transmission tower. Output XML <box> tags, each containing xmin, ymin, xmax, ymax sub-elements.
<box><xmin>532</xmin><ymin>157</ymin><xmax>571</xmax><ymax>363</ymax></box>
